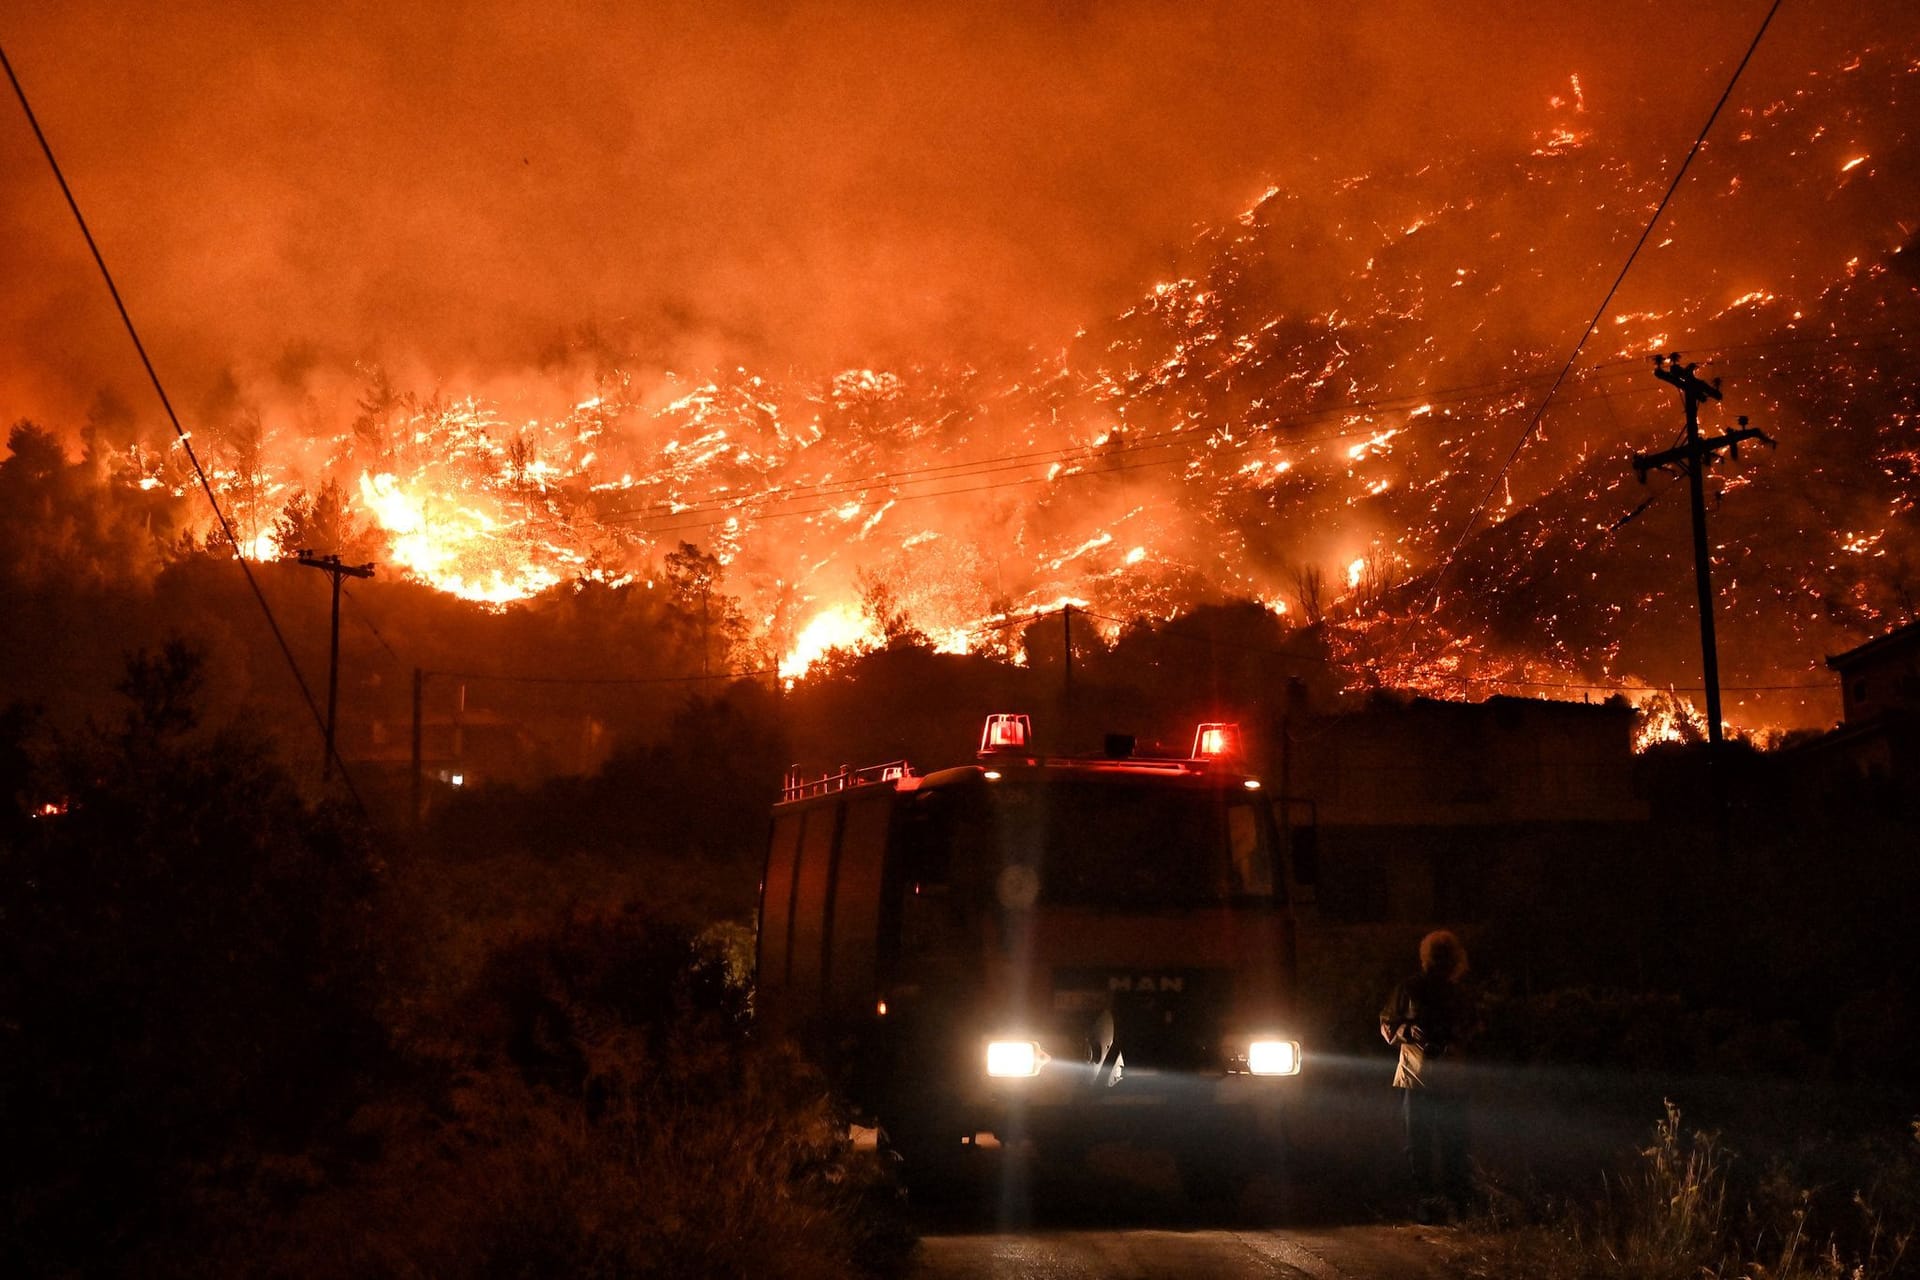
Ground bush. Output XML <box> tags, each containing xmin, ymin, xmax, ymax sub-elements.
<box><xmin>1</xmin><ymin>648</ymin><xmax>387</xmax><ymax>1274</ymax></box>
<box><xmin>221</xmin><ymin>905</ymin><xmax>911</xmax><ymax>1279</ymax></box>
<box><xmin>4</xmin><ymin>648</ymin><xmax>904</xmax><ymax>1277</ymax></box>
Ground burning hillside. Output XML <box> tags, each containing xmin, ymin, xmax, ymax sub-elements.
<box><xmin>14</xmin><ymin>24</ymin><xmax>1920</xmax><ymax>737</ymax></box>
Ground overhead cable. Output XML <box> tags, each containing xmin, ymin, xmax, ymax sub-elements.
<box><xmin>1423</xmin><ymin>0</ymin><xmax>1788</xmax><ymax>605</ymax></box>
<box><xmin>1</xmin><ymin>42</ymin><xmax>366</xmax><ymax>805</ymax></box>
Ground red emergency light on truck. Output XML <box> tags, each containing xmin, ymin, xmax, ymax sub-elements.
<box><xmin>757</xmin><ymin>713</ymin><xmax>1316</xmax><ymax>1188</ymax></box>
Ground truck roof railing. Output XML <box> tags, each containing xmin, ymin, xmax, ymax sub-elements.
<box><xmin>1039</xmin><ymin>756</ymin><xmax>1210</xmax><ymax>776</ymax></box>
<box><xmin>780</xmin><ymin>760</ymin><xmax>913</xmax><ymax>802</ymax></box>
<box><xmin>780</xmin><ymin>715</ymin><xmax>1250</xmax><ymax>803</ymax></box>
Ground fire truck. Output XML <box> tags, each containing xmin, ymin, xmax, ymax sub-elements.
<box><xmin>756</xmin><ymin>713</ymin><xmax>1314</xmax><ymax>1187</ymax></box>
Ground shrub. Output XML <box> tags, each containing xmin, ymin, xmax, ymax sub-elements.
<box><xmin>0</xmin><ymin>650</ymin><xmax>386</xmax><ymax>1275</ymax></box>
<box><xmin>1463</xmin><ymin>1103</ymin><xmax>1915</xmax><ymax>1280</ymax></box>
<box><xmin>219</xmin><ymin>905</ymin><xmax>911</xmax><ymax>1279</ymax></box>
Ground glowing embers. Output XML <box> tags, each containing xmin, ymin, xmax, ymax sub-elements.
<box><xmin>1721</xmin><ymin>289</ymin><xmax>1777</xmax><ymax>314</ymax></box>
<box><xmin>1533</xmin><ymin>73</ymin><xmax>1591</xmax><ymax>155</ymax></box>
<box><xmin>1346</xmin><ymin>427</ymin><xmax>1399</xmax><ymax>462</ymax></box>
<box><xmin>1840</xmin><ymin>531</ymin><xmax>1885</xmax><ymax>556</ymax></box>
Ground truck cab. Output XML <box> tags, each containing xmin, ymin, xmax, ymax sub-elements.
<box><xmin>757</xmin><ymin>714</ymin><xmax>1312</xmax><ymax>1180</ymax></box>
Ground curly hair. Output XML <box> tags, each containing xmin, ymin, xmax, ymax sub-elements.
<box><xmin>1419</xmin><ymin>929</ymin><xmax>1468</xmax><ymax>980</ymax></box>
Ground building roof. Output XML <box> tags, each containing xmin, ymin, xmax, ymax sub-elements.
<box><xmin>1348</xmin><ymin>691</ymin><xmax>1636</xmax><ymax>719</ymax></box>
<box><xmin>1826</xmin><ymin>617</ymin><xmax>1920</xmax><ymax>672</ymax></box>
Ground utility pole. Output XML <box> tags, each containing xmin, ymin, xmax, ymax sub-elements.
<box><xmin>700</xmin><ymin>587</ymin><xmax>712</xmax><ymax>680</ymax></box>
<box><xmin>1062</xmin><ymin>604</ymin><xmax>1074</xmax><ymax>700</ymax></box>
<box><xmin>1631</xmin><ymin>355</ymin><xmax>1774</xmax><ymax>749</ymax></box>
<box><xmin>1278</xmin><ymin>706</ymin><xmax>1292</xmax><ymax>874</ymax></box>
<box><xmin>411</xmin><ymin>667</ymin><xmax>424</xmax><ymax>831</ymax></box>
<box><xmin>297</xmin><ymin>551</ymin><xmax>376</xmax><ymax>781</ymax></box>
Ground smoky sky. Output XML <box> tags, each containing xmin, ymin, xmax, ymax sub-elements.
<box><xmin>0</xmin><ymin>0</ymin><xmax>1903</xmax><ymax>428</ymax></box>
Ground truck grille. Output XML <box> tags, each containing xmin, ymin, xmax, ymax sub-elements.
<box><xmin>1050</xmin><ymin>967</ymin><xmax>1229</xmax><ymax>1072</ymax></box>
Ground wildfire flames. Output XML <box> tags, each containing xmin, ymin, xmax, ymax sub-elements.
<box><xmin>50</xmin><ymin>35</ymin><xmax>1920</xmax><ymax>739</ymax></box>
<box><xmin>780</xmin><ymin>605</ymin><xmax>879</xmax><ymax>680</ymax></box>
<box><xmin>357</xmin><ymin>471</ymin><xmax>567</xmax><ymax>606</ymax></box>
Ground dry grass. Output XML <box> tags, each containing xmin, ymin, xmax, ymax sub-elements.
<box><xmin>1459</xmin><ymin>1103</ymin><xmax>1914</xmax><ymax>1280</ymax></box>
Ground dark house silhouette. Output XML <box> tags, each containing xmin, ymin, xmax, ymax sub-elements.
<box><xmin>1286</xmin><ymin>693</ymin><xmax>1645</xmax><ymax>925</ymax></box>
<box><xmin>1829</xmin><ymin>617</ymin><xmax>1920</xmax><ymax>722</ymax></box>
<box><xmin>1796</xmin><ymin>618</ymin><xmax>1920</xmax><ymax>803</ymax></box>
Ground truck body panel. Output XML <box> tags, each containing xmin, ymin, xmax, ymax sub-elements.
<box><xmin>757</xmin><ymin>727</ymin><xmax>1313</xmax><ymax>1166</ymax></box>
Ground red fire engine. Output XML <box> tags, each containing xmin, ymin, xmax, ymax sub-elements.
<box><xmin>757</xmin><ymin>713</ymin><xmax>1315</xmax><ymax>1189</ymax></box>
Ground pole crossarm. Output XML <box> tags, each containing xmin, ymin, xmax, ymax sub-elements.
<box><xmin>1652</xmin><ymin>354</ymin><xmax>1723</xmax><ymax>403</ymax></box>
<box><xmin>1633</xmin><ymin>423</ymin><xmax>1776</xmax><ymax>479</ymax></box>
<box><xmin>295</xmin><ymin>552</ymin><xmax>377</xmax><ymax>580</ymax></box>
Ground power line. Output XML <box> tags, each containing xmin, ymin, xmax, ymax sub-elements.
<box><xmin>606</xmin><ymin>365</ymin><xmax>1643</xmax><ymax>529</ymax></box>
<box><xmin>621</xmin><ymin>452</ymin><xmax>1196</xmax><ymax>537</ymax></box>
<box><xmin>1</xmin><ymin>41</ymin><xmax>367</xmax><ymax>808</ymax></box>
<box><xmin>1423</xmin><ymin>0</ymin><xmax>1787</xmax><ymax>605</ymax></box>
<box><xmin>601</xmin><ymin>328</ymin><xmax>1913</xmax><ymax>540</ymax></box>
<box><xmin>340</xmin><ymin>583</ymin><xmax>404</xmax><ymax>663</ymax></box>
<box><xmin>335</xmin><ymin>581</ymin><xmax>775</xmax><ymax>685</ymax></box>
<box><xmin>1605</xmin><ymin>469</ymin><xmax>1686</xmax><ymax>533</ymax></box>
<box><xmin>609</xmin><ymin>331</ymin><xmax>1909</xmax><ymax>531</ymax></box>
<box><xmin>1452</xmin><ymin>675</ymin><xmax>1825</xmax><ymax>693</ymax></box>
<box><xmin>611</xmin><ymin>378</ymin><xmax>1674</xmax><ymax>538</ymax></box>
<box><xmin>600</xmin><ymin>392</ymin><xmax>1523</xmax><ymax>531</ymax></box>
<box><xmin>603</xmin><ymin>358</ymin><xmax>1710</xmax><ymax>529</ymax></box>
<box><xmin>1046</xmin><ymin>604</ymin><xmax>1830</xmax><ymax>694</ymax></box>
<box><xmin>427</xmin><ymin>666</ymin><xmax>779</xmax><ymax>686</ymax></box>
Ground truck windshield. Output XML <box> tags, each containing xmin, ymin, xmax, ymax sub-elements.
<box><xmin>978</xmin><ymin>778</ymin><xmax>1276</xmax><ymax>907</ymax></box>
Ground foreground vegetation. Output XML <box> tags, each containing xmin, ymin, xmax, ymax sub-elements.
<box><xmin>7</xmin><ymin>632</ymin><xmax>1920</xmax><ymax>1275</ymax></box>
<box><xmin>1</xmin><ymin>647</ymin><xmax>908</xmax><ymax>1277</ymax></box>
<box><xmin>1459</xmin><ymin>1102</ymin><xmax>1916</xmax><ymax>1280</ymax></box>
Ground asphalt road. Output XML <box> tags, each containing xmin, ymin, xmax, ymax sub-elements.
<box><xmin>891</xmin><ymin>1080</ymin><xmax>1465</xmax><ymax>1279</ymax></box>
<box><xmin>913</xmin><ymin>1224</ymin><xmax>1458</xmax><ymax>1279</ymax></box>
<box><xmin>896</xmin><ymin>1043</ymin><xmax>1694</xmax><ymax>1276</ymax></box>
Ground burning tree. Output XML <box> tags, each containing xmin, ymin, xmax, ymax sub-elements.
<box><xmin>664</xmin><ymin>541</ymin><xmax>748</xmax><ymax>677</ymax></box>
<box><xmin>273</xmin><ymin>477</ymin><xmax>379</xmax><ymax>563</ymax></box>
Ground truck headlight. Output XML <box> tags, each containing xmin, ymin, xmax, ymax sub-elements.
<box><xmin>985</xmin><ymin>1040</ymin><xmax>1047</xmax><ymax>1077</ymax></box>
<box><xmin>1247</xmin><ymin>1038</ymin><xmax>1301</xmax><ymax>1076</ymax></box>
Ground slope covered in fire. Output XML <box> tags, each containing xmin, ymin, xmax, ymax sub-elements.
<box><xmin>1000</xmin><ymin>37</ymin><xmax>1919</xmax><ymax>731</ymax></box>
<box><xmin>24</xmin><ymin>30</ymin><xmax>1920</xmax><ymax>734</ymax></box>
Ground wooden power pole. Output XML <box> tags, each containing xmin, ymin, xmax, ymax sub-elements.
<box><xmin>1062</xmin><ymin>604</ymin><xmax>1074</xmax><ymax>700</ymax></box>
<box><xmin>297</xmin><ymin>551</ymin><xmax>376</xmax><ymax>780</ymax></box>
<box><xmin>411</xmin><ymin>667</ymin><xmax>425</xmax><ymax>831</ymax></box>
<box><xmin>1631</xmin><ymin>355</ymin><xmax>1773</xmax><ymax>747</ymax></box>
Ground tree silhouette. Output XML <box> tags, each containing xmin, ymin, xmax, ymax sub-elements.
<box><xmin>663</xmin><ymin>542</ymin><xmax>747</xmax><ymax>676</ymax></box>
<box><xmin>1</xmin><ymin>642</ymin><xmax>385</xmax><ymax>1272</ymax></box>
<box><xmin>857</xmin><ymin>568</ymin><xmax>929</xmax><ymax>649</ymax></box>
<box><xmin>1289</xmin><ymin>562</ymin><xmax>1327</xmax><ymax>626</ymax></box>
<box><xmin>272</xmin><ymin>477</ymin><xmax>379</xmax><ymax>561</ymax></box>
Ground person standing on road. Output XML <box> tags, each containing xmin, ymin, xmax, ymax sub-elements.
<box><xmin>1379</xmin><ymin>929</ymin><xmax>1475</xmax><ymax>1222</ymax></box>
